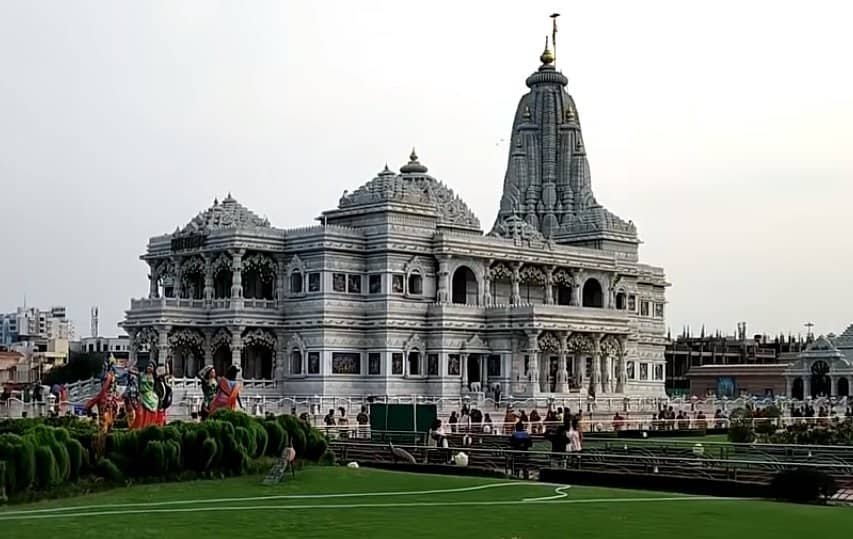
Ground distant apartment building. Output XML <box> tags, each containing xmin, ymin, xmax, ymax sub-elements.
<box><xmin>70</xmin><ymin>335</ymin><xmax>131</xmax><ymax>360</ymax></box>
<box><xmin>0</xmin><ymin>306</ymin><xmax>74</xmax><ymax>381</ymax></box>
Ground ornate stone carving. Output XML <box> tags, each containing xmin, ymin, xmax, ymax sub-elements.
<box><xmin>519</xmin><ymin>265</ymin><xmax>547</xmax><ymax>284</ymax></box>
<box><xmin>403</xmin><ymin>334</ymin><xmax>426</xmax><ymax>354</ymax></box>
<box><xmin>175</xmin><ymin>194</ymin><xmax>271</xmax><ymax>236</ymax></box>
<box><xmin>243</xmin><ymin>253</ymin><xmax>276</xmax><ymax>283</ymax></box>
<box><xmin>600</xmin><ymin>335</ymin><xmax>621</xmax><ymax>357</ymax></box>
<box><xmin>134</xmin><ymin>327</ymin><xmax>159</xmax><ymax>351</ymax></box>
<box><xmin>538</xmin><ymin>331</ymin><xmax>560</xmax><ymax>352</ymax></box>
<box><xmin>338</xmin><ymin>165</ymin><xmax>481</xmax><ymax>231</ymax></box>
<box><xmin>243</xmin><ymin>328</ymin><xmax>277</xmax><ymax>353</ymax></box>
<box><xmin>168</xmin><ymin>328</ymin><xmax>204</xmax><ymax>351</ymax></box>
<box><xmin>211</xmin><ymin>328</ymin><xmax>232</xmax><ymax>353</ymax></box>
<box><xmin>211</xmin><ymin>253</ymin><xmax>232</xmax><ymax>277</ymax></box>
<box><xmin>566</xmin><ymin>333</ymin><xmax>594</xmax><ymax>353</ymax></box>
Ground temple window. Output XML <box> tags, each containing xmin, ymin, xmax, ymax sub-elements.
<box><xmin>290</xmin><ymin>350</ymin><xmax>303</xmax><ymax>375</ymax></box>
<box><xmin>369</xmin><ymin>274</ymin><xmax>382</xmax><ymax>294</ymax></box>
<box><xmin>615</xmin><ymin>292</ymin><xmax>627</xmax><ymax>310</ymax></box>
<box><xmin>452</xmin><ymin>266</ymin><xmax>478</xmax><ymax>305</ymax></box>
<box><xmin>654</xmin><ymin>364</ymin><xmax>664</xmax><ymax>380</ymax></box>
<box><xmin>582</xmin><ymin>278</ymin><xmax>603</xmax><ymax>308</ymax></box>
<box><xmin>392</xmin><ymin>352</ymin><xmax>404</xmax><ymax>375</ymax></box>
<box><xmin>368</xmin><ymin>352</ymin><xmax>381</xmax><ymax>375</ymax></box>
<box><xmin>347</xmin><ymin>274</ymin><xmax>362</xmax><ymax>294</ymax></box>
<box><xmin>427</xmin><ymin>354</ymin><xmax>439</xmax><ymax>376</ymax></box>
<box><xmin>308</xmin><ymin>272</ymin><xmax>321</xmax><ymax>292</ymax></box>
<box><xmin>308</xmin><ymin>352</ymin><xmax>320</xmax><ymax>374</ymax></box>
<box><xmin>290</xmin><ymin>271</ymin><xmax>303</xmax><ymax>294</ymax></box>
<box><xmin>654</xmin><ymin>303</ymin><xmax>664</xmax><ymax>318</ymax></box>
<box><xmin>627</xmin><ymin>294</ymin><xmax>637</xmax><ymax>312</ymax></box>
<box><xmin>555</xmin><ymin>284</ymin><xmax>572</xmax><ymax>305</ymax></box>
<box><xmin>640</xmin><ymin>301</ymin><xmax>650</xmax><ymax>317</ymax></box>
<box><xmin>640</xmin><ymin>363</ymin><xmax>649</xmax><ymax>380</ymax></box>
<box><xmin>392</xmin><ymin>274</ymin><xmax>404</xmax><ymax>294</ymax></box>
<box><xmin>626</xmin><ymin>361</ymin><xmax>635</xmax><ymax>379</ymax></box>
<box><xmin>408</xmin><ymin>273</ymin><xmax>423</xmax><ymax>295</ymax></box>
<box><xmin>407</xmin><ymin>351</ymin><xmax>421</xmax><ymax>375</ymax></box>
<box><xmin>333</xmin><ymin>273</ymin><xmax>346</xmax><ymax>292</ymax></box>
<box><xmin>332</xmin><ymin>352</ymin><xmax>361</xmax><ymax>374</ymax></box>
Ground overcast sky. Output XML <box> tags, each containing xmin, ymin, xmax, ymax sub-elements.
<box><xmin>1</xmin><ymin>1</ymin><xmax>850</xmax><ymax>339</ymax></box>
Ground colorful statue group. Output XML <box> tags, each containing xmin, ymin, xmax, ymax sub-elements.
<box><xmin>84</xmin><ymin>355</ymin><xmax>173</xmax><ymax>435</ymax></box>
<box><xmin>197</xmin><ymin>364</ymin><xmax>242</xmax><ymax>418</ymax></box>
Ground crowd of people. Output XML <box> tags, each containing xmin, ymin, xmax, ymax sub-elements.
<box><xmin>322</xmin><ymin>405</ymin><xmax>370</xmax><ymax>438</ymax></box>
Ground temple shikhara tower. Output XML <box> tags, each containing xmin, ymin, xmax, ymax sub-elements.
<box><xmin>122</xmin><ymin>27</ymin><xmax>669</xmax><ymax>400</ymax></box>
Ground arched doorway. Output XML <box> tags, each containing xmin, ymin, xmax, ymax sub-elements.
<box><xmin>243</xmin><ymin>345</ymin><xmax>273</xmax><ymax>379</ymax></box>
<box><xmin>467</xmin><ymin>354</ymin><xmax>481</xmax><ymax>389</ymax></box>
<box><xmin>242</xmin><ymin>254</ymin><xmax>275</xmax><ymax>300</ymax></box>
<box><xmin>582</xmin><ymin>279</ymin><xmax>603</xmax><ymax>308</ymax></box>
<box><xmin>214</xmin><ymin>269</ymin><xmax>232</xmax><ymax>299</ymax></box>
<box><xmin>791</xmin><ymin>378</ymin><xmax>804</xmax><ymax>400</ymax></box>
<box><xmin>811</xmin><ymin>361</ymin><xmax>831</xmax><ymax>397</ymax></box>
<box><xmin>615</xmin><ymin>292</ymin><xmax>626</xmax><ymax>310</ymax></box>
<box><xmin>171</xmin><ymin>345</ymin><xmax>202</xmax><ymax>378</ymax></box>
<box><xmin>838</xmin><ymin>377</ymin><xmax>849</xmax><ymax>397</ymax></box>
<box><xmin>213</xmin><ymin>345</ymin><xmax>231</xmax><ymax>377</ymax></box>
<box><xmin>452</xmin><ymin>266</ymin><xmax>478</xmax><ymax>305</ymax></box>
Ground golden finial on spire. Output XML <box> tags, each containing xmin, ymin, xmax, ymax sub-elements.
<box><xmin>540</xmin><ymin>36</ymin><xmax>555</xmax><ymax>65</ymax></box>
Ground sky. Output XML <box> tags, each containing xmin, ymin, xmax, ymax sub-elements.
<box><xmin>0</xmin><ymin>1</ymin><xmax>851</xmax><ymax>339</ymax></box>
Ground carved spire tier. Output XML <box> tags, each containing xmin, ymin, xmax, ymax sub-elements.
<box><xmin>490</xmin><ymin>45</ymin><xmax>638</xmax><ymax>251</ymax></box>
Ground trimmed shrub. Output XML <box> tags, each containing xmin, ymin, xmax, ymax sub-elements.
<box><xmin>65</xmin><ymin>438</ymin><xmax>85</xmax><ymax>481</ymax></box>
<box><xmin>143</xmin><ymin>441</ymin><xmax>166</xmax><ymax>477</ymax></box>
<box><xmin>319</xmin><ymin>449</ymin><xmax>336</xmax><ymax>466</ymax></box>
<box><xmin>34</xmin><ymin>445</ymin><xmax>58</xmax><ymax>488</ymax></box>
<box><xmin>770</xmin><ymin>468</ymin><xmax>838</xmax><ymax>504</ymax></box>
<box><xmin>235</xmin><ymin>426</ymin><xmax>256</xmax><ymax>458</ymax></box>
<box><xmin>250</xmin><ymin>423</ymin><xmax>268</xmax><ymax>459</ymax></box>
<box><xmin>0</xmin><ymin>434</ymin><xmax>36</xmax><ymax>494</ymax></box>
<box><xmin>263</xmin><ymin>420</ymin><xmax>287</xmax><ymax>456</ymax></box>
<box><xmin>200</xmin><ymin>438</ymin><xmax>218</xmax><ymax>471</ymax></box>
<box><xmin>306</xmin><ymin>430</ymin><xmax>328</xmax><ymax>461</ymax></box>
<box><xmin>96</xmin><ymin>458</ymin><xmax>124</xmax><ymax>483</ymax></box>
<box><xmin>290</xmin><ymin>427</ymin><xmax>307</xmax><ymax>457</ymax></box>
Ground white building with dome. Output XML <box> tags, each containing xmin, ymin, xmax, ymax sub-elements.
<box><xmin>121</xmin><ymin>39</ymin><xmax>669</xmax><ymax>399</ymax></box>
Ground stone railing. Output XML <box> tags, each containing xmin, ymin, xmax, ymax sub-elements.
<box><xmin>128</xmin><ymin>297</ymin><xmax>278</xmax><ymax>311</ymax></box>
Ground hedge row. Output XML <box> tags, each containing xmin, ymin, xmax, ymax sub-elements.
<box><xmin>0</xmin><ymin>411</ymin><xmax>330</xmax><ymax>501</ymax></box>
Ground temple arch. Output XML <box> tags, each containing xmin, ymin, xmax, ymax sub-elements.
<box><xmin>242</xmin><ymin>328</ymin><xmax>276</xmax><ymax>379</ymax></box>
<box><xmin>168</xmin><ymin>328</ymin><xmax>204</xmax><ymax>378</ymax></box>
<box><xmin>838</xmin><ymin>377</ymin><xmax>849</xmax><ymax>397</ymax></box>
<box><xmin>211</xmin><ymin>254</ymin><xmax>233</xmax><ymax>299</ymax></box>
<box><xmin>211</xmin><ymin>328</ymin><xmax>232</xmax><ymax>376</ymax></box>
<box><xmin>582</xmin><ymin>278</ymin><xmax>604</xmax><ymax>308</ymax></box>
<box><xmin>452</xmin><ymin>266</ymin><xmax>478</xmax><ymax>305</ymax></box>
<box><xmin>179</xmin><ymin>257</ymin><xmax>205</xmax><ymax>300</ymax></box>
<box><xmin>242</xmin><ymin>253</ymin><xmax>275</xmax><ymax>300</ymax></box>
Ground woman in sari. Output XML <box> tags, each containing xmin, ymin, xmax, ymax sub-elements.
<box><xmin>197</xmin><ymin>365</ymin><xmax>217</xmax><ymax>419</ymax></box>
<box><xmin>209</xmin><ymin>365</ymin><xmax>242</xmax><ymax>413</ymax></box>
<box><xmin>132</xmin><ymin>361</ymin><xmax>161</xmax><ymax>429</ymax></box>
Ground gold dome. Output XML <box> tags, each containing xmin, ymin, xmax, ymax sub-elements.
<box><xmin>540</xmin><ymin>37</ymin><xmax>555</xmax><ymax>65</ymax></box>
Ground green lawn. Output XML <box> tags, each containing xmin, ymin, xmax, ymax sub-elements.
<box><xmin>1</xmin><ymin>467</ymin><xmax>851</xmax><ymax>538</ymax></box>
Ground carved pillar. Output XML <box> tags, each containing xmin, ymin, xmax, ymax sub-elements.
<box><xmin>172</xmin><ymin>257</ymin><xmax>183</xmax><ymax>299</ymax></box>
<box><xmin>805</xmin><ymin>376</ymin><xmax>812</xmax><ymax>399</ymax></box>
<box><xmin>604</xmin><ymin>350</ymin><xmax>613</xmax><ymax>394</ymax></box>
<box><xmin>829</xmin><ymin>375</ymin><xmax>836</xmax><ymax>397</ymax></box>
<box><xmin>148</xmin><ymin>261</ymin><xmax>159</xmax><ymax>298</ymax></box>
<box><xmin>231</xmin><ymin>327</ymin><xmax>244</xmax><ymax>372</ymax></box>
<box><xmin>483</xmin><ymin>261</ymin><xmax>493</xmax><ymax>306</ymax></box>
<box><xmin>437</xmin><ymin>258</ymin><xmax>450</xmax><ymax>303</ymax></box>
<box><xmin>158</xmin><ymin>325</ymin><xmax>171</xmax><ymax>369</ymax></box>
<box><xmin>511</xmin><ymin>263</ymin><xmax>522</xmax><ymax>305</ymax></box>
<box><xmin>526</xmin><ymin>331</ymin><xmax>539</xmax><ymax>395</ymax></box>
<box><xmin>557</xmin><ymin>332</ymin><xmax>569</xmax><ymax>393</ymax></box>
<box><xmin>275</xmin><ymin>255</ymin><xmax>287</xmax><ymax>306</ymax></box>
<box><xmin>231</xmin><ymin>250</ymin><xmax>244</xmax><ymax>302</ymax></box>
<box><xmin>127</xmin><ymin>330</ymin><xmax>137</xmax><ymax>367</ymax></box>
<box><xmin>203</xmin><ymin>256</ymin><xmax>214</xmax><ymax>303</ymax></box>
<box><xmin>480</xmin><ymin>355</ymin><xmax>487</xmax><ymax>388</ymax></box>
<box><xmin>203</xmin><ymin>329</ymin><xmax>213</xmax><ymax>367</ymax></box>
<box><xmin>461</xmin><ymin>352</ymin><xmax>469</xmax><ymax>389</ymax></box>
<box><xmin>545</xmin><ymin>266</ymin><xmax>555</xmax><ymax>305</ymax></box>
<box><xmin>570</xmin><ymin>272</ymin><xmax>581</xmax><ymax>307</ymax></box>
<box><xmin>616</xmin><ymin>335</ymin><xmax>628</xmax><ymax>393</ymax></box>
<box><xmin>591</xmin><ymin>333</ymin><xmax>602</xmax><ymax>395</ymax></box>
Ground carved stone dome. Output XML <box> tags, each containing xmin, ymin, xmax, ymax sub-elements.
<box><xmin>337</xmin><ymin>153</ymin><xmax>481</xmax><ymax>232</ymax></box>
<box><xmin>176</xmin><ymin>194</ymin><xmax>270</xmax><ymax>236</ymax></box>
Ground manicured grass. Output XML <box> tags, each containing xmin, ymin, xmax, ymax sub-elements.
<box><xmin>1</xmin><ymin>467</ymin><xmax>851</xmax><ymax>538</ymax></box>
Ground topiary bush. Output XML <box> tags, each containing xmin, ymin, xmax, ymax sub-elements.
<box><xmin>96</xmin><ymin>457</ymin><xmax>124</xmax><ymax>483</ymax></box>
<box><xmin>34</xmin><ymin>445</ymin><xmax>58</xmax><ymax>488</ymax></box>
<box><xmin>319</xmin><ymin>449</ymin><xmax>336</xmax><ymax>466</ymax></box>
<box><xmin>263</xmin><ymin>420</ymin><xmax>287</xmax><ymax>457</ymax></box>
<box><xmin>305</xmin><ymin>430</ymin><xmax>328</xmax><ymax>461</ymax></box>
<box><xmin>0</xmin><ymin>433</ymin><xmax>35</xmax><ymax>494</ymax></box>
<box><xmin>64</xmin><ymin>438</ymin><xmax>85</xmax><ymax>481</ymax></box>
<box><xmin>770</xmin><ymin>468</ymin><xmax>838</xmax><ymax>504</ymax></box>
<box><xmin>143</xmin><ymin>440</ymin><xmax>166</xmax><ymax>477</ymax></box>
